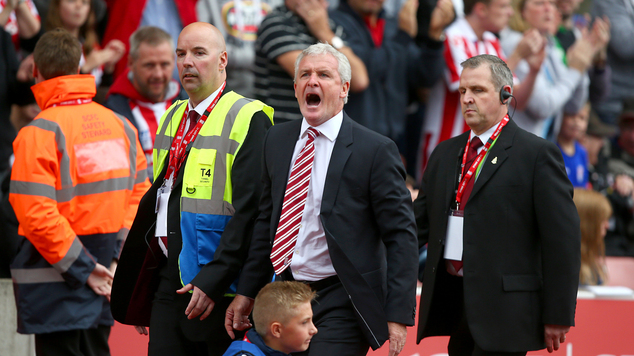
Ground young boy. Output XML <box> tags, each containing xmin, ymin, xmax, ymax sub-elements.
<box><xmin>558</xmin><ymin>102</ymin><xmax>591</xmax><ymax>188</ymax></box>
<box><xmin>223</xmin><ymin>281</ymin><xmax>318</xmax><ymax>356</ymax></box>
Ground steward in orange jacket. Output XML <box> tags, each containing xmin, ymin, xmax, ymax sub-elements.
<box><xmin>9</xmin><ymin>30</ymin><xmax>151</xmax><ymax>347</ymax></box>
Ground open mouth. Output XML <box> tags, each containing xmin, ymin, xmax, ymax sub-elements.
<box><xmin>306</xmin><ymin>93</ymin><xmax>321</xmax><ymax>108</ymax></box>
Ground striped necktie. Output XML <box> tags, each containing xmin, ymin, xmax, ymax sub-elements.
<box><xmin>270</xmin><ymin>127</ymin><xmax>320</xmax><ymax>275</ymax></box>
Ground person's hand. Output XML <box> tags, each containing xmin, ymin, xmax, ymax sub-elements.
<box><xmin>225</xmin><ymin>294</ymin><xmax>255</xmax><ymax>339</ymax></box>
<box><xmin>544</xmin><ymin>324</ymin><xmax>570</xmax><ymax>353</ymax></box>
<box><xmin>387</xmin><ymin>322</ymin><xmax>407</xmax><ymax>356</ymax></box>
<box><xmin>108</xmin><ymin>260</ymin><xmax>118</xmax><ymax>285</ymax></box>
<box><xmin>589</xmin><ymin>16</ymin><xmax>610</xmax><ymax>52</ymax></box>
<box><xmin>135</xmin><ymin>326</ymin><xmax>148</xmax><ymax>335</ymax></box>
<box><xmin>17</xmin><ymin>54</ymin><xmax>34</xmax><ymax>82</ymax></box>
<box><xmin>87</xmin><ymin>263</ymin><xmax>114</xmax><ymax>301</ymax></box>
<box><xmin>177</xmin><ymin>284</ymin><xmax>215</xmax><ymax>320</ymax></box>
<box><xmin>4</xmin><ymin>0</ymin><xmax>19</xmax><ymax>11</ymax></box>
<box><xmin>514</xmin><ymin>29</ymin><xmax>545</xmax><ymax>60</ymax></box>
<box><xmin>295</xmin><ymin>0</ymin><xmax>332</xmax><ymax>42</ymax></box>
<box><xmin>614</xmin><ymin>174</ymin><xmax>634</xmax><ymax>198</ymax></box>
<box><xmin>566</xmin><ymin>30</ymin><xmax>594</xmax><ymax>73</ymax></box>
<box><xmin>526</xmin><ymin>41</ymin><xmax>546</xmax><ymax>72</ymax></box>
<box><xmin>102</xmin><ymin>39</ymin><xmax>126</xmax><ymax>72</ymax></box>
<box><xmin>428</xmin><ymin>0</ymin><xmax>454</xmax><ymax>40</ymax></box>
<box><xmin>398</xmin><ymin>0</ymin><xmax>419</xmax><ymax>38</ymax></box>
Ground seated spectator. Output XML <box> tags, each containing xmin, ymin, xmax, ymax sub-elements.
<box><xmin>499</xmin><ymin>0</ymin><xmax>606</xmax><ymax>139</ymax></box>
<box><xmin>253</xmin><ymin>0</ymin><xmax>369</xmax><ymax>123</ymax></box>
<box><xmin>580</xmin><ymin>107</ymin><xmax>616</xmax><ymax>193</ymax></box>
<box><xmin>605</xmin><ymin>98</ymin><xmax>634</xmax><ymax>257</ymax></box>
<box><xmin>573</xmin><ymin>188</ymin><xmax>611</xmax><ymax>285</ymax></box>
<box><xmin>45</xmin><ymin>0</ymin><xmax>125</xmax><ymax>87</ymax></box>
<box><xmin>557</xmin><ymin>101</ymin><xmax>590</xmax><ymax>187</ymax></box>
<box><xmin>102</xmin><ymin>0</ymin><xmax>197</xmax><ymax>80</ymax></box>
<box><xmin>222</xmin><ymin>281</ymin><xmax>317</xmax><ymax>356</ymax></box>
<box><xmin>555</xmin><ymin>0</ymin><xmax>611</xmax><ymax>107</ymax></box>
<box><xmin>591</xmin><ymin>0</ymin><xmax>634</xmax><ymax>125</ymax></box>
<box><xmin>105</xmin><ymin>26</ymin><xmax>187</xmax><ymax>180</ymax></box>
<box><xmin>0</xmin><ymin>0</ymin><xmax>41</xmax><ymax>54</ymax></box>
<box><xmin>330</xmin><ymin>0</ymin><xmax>452</xmax><ymax>146</ymax></box>
<box><xmin>198</xmin><ymin>0</ymin><xmax>282</xmax><ymax>97</ymax></box>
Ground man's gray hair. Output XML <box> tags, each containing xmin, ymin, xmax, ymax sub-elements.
<box><xmin>294</xmin><ymin>43</ymin><xmax>351</xmax><ymax>104</ymax></box>
<box><xmin>129</xmin><ymin>26</ymin><xmax>173</xmax><ymax>60</ymax></box>
<box><xmin>461</xmin><ymin>54</ymin><xmax>513</xmax><ymax>94</ymax></box>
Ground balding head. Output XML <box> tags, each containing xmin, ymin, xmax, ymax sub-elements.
<box><xmin>176</xmin><ymin>22</ymin><xmax>228</xmax><ymax>107</ymax></box>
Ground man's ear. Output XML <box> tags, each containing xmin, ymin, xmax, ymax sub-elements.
<box><xmin>218</xmin><ymin>51</ymin><xmax>228</xmax><ymax>72</ymax></box>
<box><xmin>473</xmin><ymin>2</ymin><xmax>487</xmax><ymax>17</ymax></box>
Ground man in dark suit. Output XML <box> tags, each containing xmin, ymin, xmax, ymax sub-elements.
<box><xmin>224</xmin><ymin>43</ymin><xmax>419</xmax><ymax>356</ymax></box>
<box><xmin>415</xmin><ymin>54</ymin><xmax>581</xmax><ymax>356</ymax></box>
<box><xmin>110</xmin><ymin>23</ymin><xmax>273</xmax><ymax>356</ymax></box>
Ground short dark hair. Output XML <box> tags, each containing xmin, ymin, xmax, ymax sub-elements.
<box><xmin>129</xmin><ymin>26</ymin><xmax>173</xmax><ymax>60</ymax></box>
<box><xmin>33</xmin><ymin>28</ymin><xmax>82</xmax><ymax>80</ymax></box>
<box><xmin>464</xmin><ymin>0</ymin><xmax>492</xmax><ymax>15</ymax></box>
<box><xmin>461</xmin><ymin>54</ymin><xmax>513</xmax><ymax>92</ymax></box>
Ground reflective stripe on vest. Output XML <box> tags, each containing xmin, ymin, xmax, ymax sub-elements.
<box><xmin>153</xmin><ymin>92</ymin><xmax>274</xmax><ymax>291</ymax></box>
<box><xmin>12</xmin><ymin>118</ymin><xmax>141</xmax><ymax>203</ymax></box>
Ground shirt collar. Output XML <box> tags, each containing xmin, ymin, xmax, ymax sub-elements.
<box><xmin>470</xmin><ymin>119</ymin><xmax>500</xmax><ymax>145</ymax></box>
<box><xmin>300</xmin><ymin>110</ymin><xmax>344</xmax><ymax>142</ymax></box>
<box><xmin>188</xmin><ymin>82</ymin><xmax>224</xmax><ymax>115</ymax></box>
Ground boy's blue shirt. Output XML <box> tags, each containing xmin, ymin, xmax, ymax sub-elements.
<box><xmin>223</xmin><ymin>329</ymin><xmax>290</xmax><ymax>356</ymax></box>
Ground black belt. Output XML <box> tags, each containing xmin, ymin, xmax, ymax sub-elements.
<box><xmin>299</xmin><ymin>275</ymin><xmax>340</xmax><ymax>291</ymax></box>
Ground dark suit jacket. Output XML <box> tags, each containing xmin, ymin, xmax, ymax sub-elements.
<box><xmin>110</xmin><ymin>95</ymin><xmax>271</xmax><ymax>341</ymax></box>
<box><xmin>415</xmin><ymin>119</ymin><xmax>581</xmax><ymax>352</ymax></box>
<box><xmin>237</xmin><ymin>114</ymin><xmax>419</xmax><ymax>350</ymax></box>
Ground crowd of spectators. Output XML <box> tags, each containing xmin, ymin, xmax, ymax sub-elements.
<box><xmin>1</xmin><ymin>0</ymin><xmax>634</xmax><ymax>350</ymax></box>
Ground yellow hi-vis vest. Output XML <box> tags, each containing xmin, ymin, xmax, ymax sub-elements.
<box><xmin>152</xmin><ymin>91</ymin><xmax>274</xmax><ymax>293</ymax></box>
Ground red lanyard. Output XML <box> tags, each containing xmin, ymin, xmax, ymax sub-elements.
<box><xmin>49</xmin><ymin>98</ymin><xmax>92</xmax><ymax>108</ymax></box>
<box><xmin>455</xmin><ymin>115</ymin><xmax>509</xmax><ymax>208</ymax></box>
<box><xmin>164</xmin><ymin>82</ymin><xmax>226</xmax><ymax>182</ymax></box>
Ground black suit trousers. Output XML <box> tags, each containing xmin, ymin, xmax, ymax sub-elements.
<box><xmin>288</xmin><ymin>278</ymin><xmax>370</xmax><ymax>356</ymax></box>
<box><xmin>148</xmin><ymin>263</ymin><xmax>244</xmax><ymax>356</ymax></box>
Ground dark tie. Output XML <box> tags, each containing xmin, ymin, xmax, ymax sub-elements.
<box><xmin>460</xmin><ymin>137</ymin><xmax>483</xmax><ymax>208</ymax></box>
<box><xmin>448</xmin><ymin>137</ymin><xmax>483</xmax><ymax>273</ymax></box>
<box><xmin>186</xmin><ymin>110</ymin><xmax>200</xmax><ymax>135</ymax></box>
<box><xmin>270</xmin><ymin>128</ymin><xmax>320</xmax><ymax>275</ymax></box>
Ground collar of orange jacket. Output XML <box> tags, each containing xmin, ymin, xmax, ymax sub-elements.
<box><xmin>31</xmin><ymin>75</ymin><xmax>97</xmax><ymax>110</ymax></box>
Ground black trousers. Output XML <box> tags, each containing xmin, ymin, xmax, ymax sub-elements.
<box><xmin>35</xmin><ymin>324</ymin><xmax>111</xmax><ymax>356</ymax></box>
<box><xmin>447</xmin><ymin>277</ymin><xmax>527</xmax><ymax>356</ymax></box>
<box><xmin>289</xmin><ymin>278</ymin><xmax>370</xmax><ymax>356</ymax></box>
<box><xmin>148</xmin><ymin>264</ymin><xmax>244</xmax><ymax>356</ymax></box>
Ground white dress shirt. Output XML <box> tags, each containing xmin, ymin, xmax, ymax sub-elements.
<box><xmin>289</xmin><ymin>111</ymin><xmax>343</xmax><ymax>281</ymax></box>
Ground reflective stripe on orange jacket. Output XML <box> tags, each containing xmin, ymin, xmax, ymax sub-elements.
<box><xmin>9</xmin><ymin>74</ymin><xmax>151</xmax><ymax>333</ymax></box>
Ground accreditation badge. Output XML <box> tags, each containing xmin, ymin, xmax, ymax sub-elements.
<box><xmin>444</xmin><ymin>209</ymin><xmax>464</xmax><ymax>261</ymax></box>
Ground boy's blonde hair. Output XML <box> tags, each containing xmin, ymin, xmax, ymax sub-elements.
<box><xmin>253</xmin><ymin>281</ymin><xmax>316</xmax><ymax>337</ymax></box>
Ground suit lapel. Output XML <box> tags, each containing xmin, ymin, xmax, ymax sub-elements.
<box><xmin>320</xmin><ymin>114</ymin><xmax>353</xmax><ymax>218</ymax></box>
<box><xmin>469</xmin><ymin>120</ymin><xmax>517</xmax><ymax>200</ymax></box>
<box><xmin>273</xmin><ymin>121</ymin><xmax>302</xmax><ymax>210</ymax></box>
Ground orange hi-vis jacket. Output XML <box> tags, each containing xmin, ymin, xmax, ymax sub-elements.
<box><xmin>9</xmin><ymin>74</ymin><xmax>151</xmax><ymax>334</ymax></box>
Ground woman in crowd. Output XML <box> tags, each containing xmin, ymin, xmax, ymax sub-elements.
<box><xmin>574</xmin><ymin>188</ymin><xmax>611</xmax><ymax>285</ymax></box>
<box><xmin>499</xmin><ymin>0</ymin><xmax>607</xmax><ymax>139</ymax></box>
<box><xmin>45</xmin><ymin>0</ymin><xmax>124</xmax><ymax>86</ymax></box>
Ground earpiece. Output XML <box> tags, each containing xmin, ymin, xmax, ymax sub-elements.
<box><xmin>499</xmin><ymin>87</ymin><xmax>512</xmax><ymax>104</ymax></box>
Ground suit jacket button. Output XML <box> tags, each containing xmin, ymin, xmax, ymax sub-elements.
<box><xmin>432</xmin><ymin>267</ymin><xmax>436</xmax><ymax>273</ymax></box>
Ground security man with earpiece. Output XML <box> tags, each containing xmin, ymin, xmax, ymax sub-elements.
<box><xmin>414</xmin><ymin>54</ymin><xmax>581</xmax><ymax>356</ymax></box>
